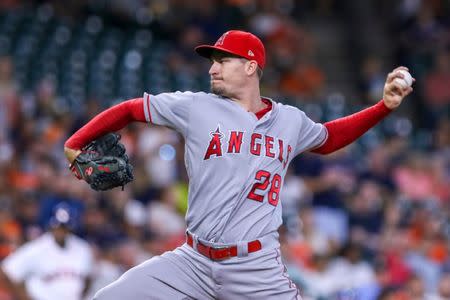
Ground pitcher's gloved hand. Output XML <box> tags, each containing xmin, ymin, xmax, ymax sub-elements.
<box><xmin>70</xmin><ymin>133</ymin><xmax>133</xmax><ymax>191</ymax></box>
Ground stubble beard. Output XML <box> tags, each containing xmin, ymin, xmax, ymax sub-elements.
<box><xmin>210</xmin><ymin>83</ymin><xmax>227</xmax><ymax>97</ymax></box>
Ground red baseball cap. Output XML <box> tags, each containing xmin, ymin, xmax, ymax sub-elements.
<box><xmin>195</xmin><ymin>30</ymin><xmax>266</xmax><ymax>69</ymax></box>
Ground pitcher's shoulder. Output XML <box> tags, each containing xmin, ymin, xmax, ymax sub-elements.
<box><xmin>274</xmin><ymin>101</ymin><xmax>305</xmax><ymax>116</ymax></box>
<box><xmin>193</xmin><ymin>91</ymin><xmax>220</xmax><ymax>99</ymax></box>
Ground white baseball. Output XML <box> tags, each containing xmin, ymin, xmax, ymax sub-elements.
<box><xmin>393</xmin><ymin>70</ymin><xmax>413</xmax><ymax>88</ymax></box>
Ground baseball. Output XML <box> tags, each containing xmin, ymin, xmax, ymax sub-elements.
<box><xmin>394</xmin><ymin>69</ymin><xmax>413</xmax><ymax>88</ymax></box>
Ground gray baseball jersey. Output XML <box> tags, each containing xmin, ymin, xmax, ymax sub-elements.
<box><xmin>94</xmin><ymin>91</ymin><xmax>326</xmax><ymax>300</ymax></box>
<box><xmin>142</xmin><ymin>91</ymin><xmax>326</xmax><ymax>243</ymax></box>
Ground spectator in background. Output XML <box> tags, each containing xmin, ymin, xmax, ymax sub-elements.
<box><xmin>435</xmin><ymin>273</ymin><xmax>450</xmax><ymax>299</ymax></box>
<box><xmin>359</xmin><ymin>140</ymin><xmax>402</xmax><ymax>192</ymax></box>
<box><xmin>0</xmin><ymin>56</ymin><xmax>18</xmax><ymax>94</ymax></box>
<box><xmin>396</xmin><ymin>1</ymin><xmax>445</xmax><ymax>77</ymax></box>
<box><xmin>84</xmin><ymin>242</ymin><xmax>122</xmax><ymax>300</ymax></box>
<box><xmin>292</xmin><ymin>150</ymin><xmax>357</xmax><ymax>246</ymax></box>
<box><xmin>393</xmin><ymin>153</ymin><xmax>447</xmax><ymax>203</ymax></box>
<box><xmin>147</xmin><ymin>185</ymin><xmax>186</xmax><ymax>243</ymax></box>
<box><xmin>136</xmin><ymin>126</ymin><xmax>181</xmax><ymax>188</ymax></box>
<box><xmin>405</xmin><ymin>274</ymin><xmax>428</xmax><ymax>300</ymax></box>
<box><xmin>0</xmin><ymin>201</ymin><xmax>21</xmax><ymax>261</ymax></box>
<box><xmin>32</xmin><ymin>78</ymin><xmax>60</xmax><ymax>122</ymax></box>
<box><xmin>376</xmin><ymin>286</ymin><xmax>408</xmax><ymax>300</ymax></box>
<box><xmin>432</xmin><ymin>118</ymin><xmax>450</xmax><ymax>153</ymax></box>
<box><xmin>360</xmin><ymin>56</ymin><xmax>386</xmax><ymax>104</ymax></box>
<box><xmin>326</xmin><ymin>242</ymin><xmax>377</xmax><ymax>297</ymax></box>
<box><xmin>377</xmin><ymin>226</ymin><xmax>413</xmax><ymax>288</ymax></box>
<box><xmin>82</xmin><ymin>205</ymin><xmax>124</xmax><ymax>251</ymax></box>
<box><xmin>279</xmin><ymin>57</ymin><xmax>325</xmax><ymax>99</ymax></box>
<box><xmin>404</xmin><ymin>272</ymin><xmax>450</xmax><ymax>300</ymax></box>
<box><xmin>0</xmin><ymin>56</ymin><xmax>20</xmax><ymax>139</ymax></box>
<box><xmin>294</xmin><ymin>206</ymin><xmax>333</xmax><ymax>269</ymax></box>
<box><xmin>291</xmin><ymin>251</ymin><xmax>337</xmax><ymax>299</ymax></box>
<box><xmin>279</xmin><ymin>167</ymin><xmax>311</xmax><ymax>238</ymax></box>
<box><xmin>0</xmin><ymin>56</ymin><xmax>19</xmax><ymax>187</ymax></box>
<box><xmin>347</xmin><ymin>180</ymin><xmax>385</xmax><ymax>252</ymax></box>
<box><xmin>403</xmin><ymin>206</ymin><xmax>443</xmax><ymax>292</ymax></box>
<box><xmin>11</xmin><ymin>191</ymin><xmax>41</xmax><ymax>243</ymax></box>
<box><xmin>114</xmin><ymin>238</ymin><xmax>149</xmax><ymax>271</ymax></box>
<box><xmin>423</xmin><ymin>49</ymin><xmax>450</xmax><ymax>121</ymax></box>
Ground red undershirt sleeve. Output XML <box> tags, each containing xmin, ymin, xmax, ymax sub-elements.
<box><xmin>312</xmin><ymin>100</ymin><xmax>392</xmax><ymax>155</ymax></box>
<box><xmin>65</xmin><ymin>98</ymin><xmax>146</xmax><ymax>150</ymax></box>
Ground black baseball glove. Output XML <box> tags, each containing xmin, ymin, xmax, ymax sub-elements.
<box><xmin>70</xmin><ymin>133</ymin><xmax>134</xmax><ymax>191</ymax></box>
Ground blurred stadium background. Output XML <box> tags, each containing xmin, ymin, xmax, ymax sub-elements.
<box><xmin>0</xmin><ymin>0</ymin><xmax>449</xmax><ymax>299</ymax></box>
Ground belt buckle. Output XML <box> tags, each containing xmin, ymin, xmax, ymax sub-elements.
<box><xmin>209</xmin><ymin>245</ymin><xmax>231</xmax><ymax>261</ymax></box>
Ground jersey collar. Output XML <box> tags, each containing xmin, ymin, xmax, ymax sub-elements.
<box><xmin>254</xmin><ymin>97</ymin><xmax>273</xmax><ymax>120</ymax></box>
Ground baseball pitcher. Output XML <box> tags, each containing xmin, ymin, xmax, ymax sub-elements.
<box><xmin>64</xmin><ymin>30</ymin><xmax>414</xmax><ymax>299</ymax></box>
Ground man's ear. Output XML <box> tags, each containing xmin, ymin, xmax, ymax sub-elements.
<box><xmin>245</xmin><ymin>60</ymin><xmax>258</xmax><ymax>76</ymax></box>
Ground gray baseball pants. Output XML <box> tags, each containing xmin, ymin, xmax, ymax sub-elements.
<box><xmin>93</xmin><ymin>235</ymin><xmax>301</xmax><ymax>300</ymax></box>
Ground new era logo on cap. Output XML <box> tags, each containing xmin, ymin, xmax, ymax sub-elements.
<box><xmin>195</xmin><ymin>30</ymin><xmax>266</xmax><ymax>69</ymax></box>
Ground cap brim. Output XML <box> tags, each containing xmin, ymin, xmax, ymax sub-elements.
<box><xmin>195</xmin><ymin>45</ymin><xmax>242</xmax><ymax>60</ymax></box>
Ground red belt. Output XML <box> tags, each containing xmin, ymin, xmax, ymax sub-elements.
<box><xmin>186</xmin><ymin>232</ymin><xmax>262</xmax><ymax>261</ymax></box>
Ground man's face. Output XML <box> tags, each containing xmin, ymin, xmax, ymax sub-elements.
<box><xmin>51</xmin><ymin>225</ymin><xmax>70</xmax><ymax>246</ymax></box>
<box><xmin>208</xmin><ymin>51</ymin><xmax>247</xmax><ymax>98</ymax></box>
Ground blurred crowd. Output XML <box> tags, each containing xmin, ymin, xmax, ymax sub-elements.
<box><xmin>0</xmin><ymin>0</ymin><xmax>449</xmax><ymax>299</ymax></box>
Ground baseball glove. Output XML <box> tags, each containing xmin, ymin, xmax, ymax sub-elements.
<box><xmin>70</xmin><ymin>133</ymin><xmax>134</xmax><ymax>191</ymax></box>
